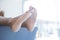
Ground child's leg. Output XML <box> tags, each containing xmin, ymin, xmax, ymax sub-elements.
<box><xmin>9</xmin><ymin>11</ymin><xmax>32</xmax><ymax>32</ymax></box>
<box><xmin>0</xmin><ymin>10</ymin><xmax>10</xmax><ymax>25</ymax></box>
<box><xmin>0</xmin><ymin>10</ymin><xmax>4</xmax><ymax>16</ymax></box>
<box><xmin>0</xmin><ymin>16</ymin><xmax>11</xmax><ymax>26</ymax></box>
<box><xmin>0</xmin><ymin>10</ymin><xmax>31</xmax><ymax>32</ymax></box>
<box><xmin>0</xmin><ymin>6</ymin><xmax>37</xmax><ymax>32</ymax></box>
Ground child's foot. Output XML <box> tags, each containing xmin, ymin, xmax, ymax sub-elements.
<box><xmin>10</xmin><ymin>11</ymin><xmax>32</xmax><ymax>32</ymax></box>
<box><xmin>23</xmin><ymin>6</ymin><xmax>37</xmax><ymax>32</ymax></box>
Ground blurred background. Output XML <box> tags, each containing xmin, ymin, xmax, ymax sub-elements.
<box><xmin>24</xmin><ymin>0</ymin><xmax>60</xmax><ymax>40</ymax></box>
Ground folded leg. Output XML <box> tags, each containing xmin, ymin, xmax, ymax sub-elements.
<box><xmin>9</xmin><ymin>11</ymin><xmax>32</xmax><ymax>32</ymax></box>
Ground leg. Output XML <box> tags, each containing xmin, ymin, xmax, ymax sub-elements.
<box><xmin>0</xmin><ymin>16</ymin><xmax>11</xmax><ymax>26</ymax></box>
<box><xmin>22</xmin><ymin>6</ymin><xmax>37</xmax><ymax>32</ymax></box>
<box><xmin>9</xmin><ymin>11</ymin><xmax>32</xmax><ymax>32</ymax></box>
<box><xmin>0</xmin><ymin>10</ymin><xmax>4</xmax><ymax>16</ymax></box>
<box><xmin>0</xmin><ymin>10</ymin><xmax>32</xmax><ymax>32</ymax></box>
<box><xmin>0</xmin><ymin>10</ymin><xmax>10</xmax><ymax>25</ymax></box>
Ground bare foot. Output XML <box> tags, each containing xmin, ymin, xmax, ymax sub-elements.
<box><xmin>23</xmin><ymin>6</ymin><xmax>37</xmax><ymax>32</ymax></box>
<box><xmin>9</xmin><ymin>11</ymin><xmax>32</xmax><ymax>32</ymax></box>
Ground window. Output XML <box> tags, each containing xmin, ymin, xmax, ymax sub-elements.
<box><xmin>24</xmin><ymin>0</ymin><xmax>60</xmax><ymax>40</ymax></box>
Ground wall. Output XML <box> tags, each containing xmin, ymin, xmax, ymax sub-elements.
<box><xmin>0</xmin><ymin>0</ymin><xmax>23</xmax><ymax>18</ymax></box>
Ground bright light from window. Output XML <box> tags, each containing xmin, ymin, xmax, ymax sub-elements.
<box><xmin>24</xmin><ymin>0</ymin><xmax>60</xmax><ymax>40</ymax></box>
<box><xmin>24</xmin><ymin>0</ymin><xmax>57</xmax><ymax>22</ymax></box>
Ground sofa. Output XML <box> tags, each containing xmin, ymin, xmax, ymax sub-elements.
<box><xmin>0</xmin><ymin>26</ymin><xmax>38</xmax><ymax>40</ymax></box>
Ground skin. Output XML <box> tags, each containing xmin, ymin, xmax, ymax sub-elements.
<box><xmin>22</xmin><ymin>6</ymin><xmax>37</xmax><ymax>32</ymax></box>
<box><xmin>0</xmin><ymin>6</ymin><xmax>37</xmax><ymax>32</ymax></box>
